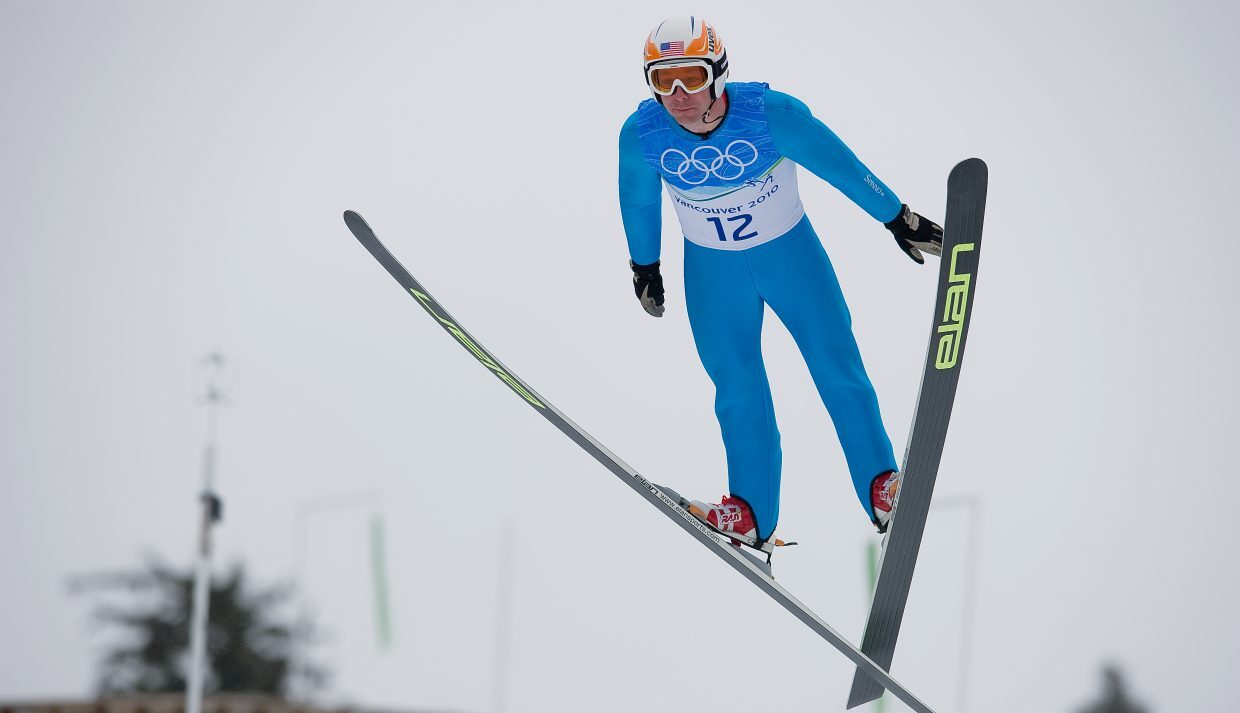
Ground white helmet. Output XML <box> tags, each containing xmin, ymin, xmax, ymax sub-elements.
<box><xmin>642</xmin><ymin>17</ymin><xmax>729</xmax><ymax>104</ymax></box>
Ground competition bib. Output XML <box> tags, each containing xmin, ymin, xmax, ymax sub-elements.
<box><xmin>635</xmin><ymin>82</ymin><xmax>805</xmax><ymax>250</ymax></box>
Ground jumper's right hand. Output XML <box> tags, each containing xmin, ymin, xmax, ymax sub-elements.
<box><xmin>630</xmin><ymin>259</ymin><xmax>666</xmax><ymax>318</ymax></box>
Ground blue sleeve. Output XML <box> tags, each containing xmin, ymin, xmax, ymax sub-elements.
<box><xmin>765</xmin><ymin>88</ymin><xmax>903</xmax><ymax>223</ymax></box>
<box><xmin>618</xmin><ymin>112</ymin><xmax>664</xmax><ymax>266</ymax></box>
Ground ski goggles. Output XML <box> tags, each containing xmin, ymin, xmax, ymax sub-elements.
<box><xmin>646</xmin><ymin>60</ymin><xmax>715</xmax><ymax>96</ymax></box>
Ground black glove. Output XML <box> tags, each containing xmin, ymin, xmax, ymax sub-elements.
<box><xmin>630</xmin><ymin>259</ymin><xmax>665</xmax><ymax>318</ymax></box>
<box><xmin>885</xmin><ymin>204</ymin><xmax>943</xmax><ymax>265</ymax></box>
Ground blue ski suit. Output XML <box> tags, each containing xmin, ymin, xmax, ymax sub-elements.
<box><xmin>618</xmin><ymin>82</ymin><xmax>901</xmax><ymax>539</ymax></box>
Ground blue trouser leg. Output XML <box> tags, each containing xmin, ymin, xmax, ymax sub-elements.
<box><xmin>684</xmin><ymin>239</ymin><xmax>782</xmax><ymax>540</ymax></box>
<box><xmin>683</xmin><ymin>218</ymin><xmax>899</xmax><ymax>535</ymax></box>
<box><xmin>749</xmin><ymin>219</ymin><xmax>898</xmax><ymax>520</ymax></box>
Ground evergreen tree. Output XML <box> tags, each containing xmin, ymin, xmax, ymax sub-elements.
<box><xmin>73</xmin><ymin>558</ymin><xmax>324</xmax><ymax>696</ymax></box>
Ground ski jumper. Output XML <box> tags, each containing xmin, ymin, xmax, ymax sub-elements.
<box><xmin>618</xmin><ymin>82</ymin><xmax>901</xmax><ymax>539</ymax></box>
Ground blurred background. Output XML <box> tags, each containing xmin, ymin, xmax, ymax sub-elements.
<box><xmin>2</xmin><ymin>2</ymin><xmax>1236</xmax><ymax>712</ymax></box>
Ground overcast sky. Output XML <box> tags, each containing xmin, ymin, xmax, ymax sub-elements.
<box><xmin>3</xmin><ymin>2</ymin><xmax>1238</xmax><ymax>713</ymax></box>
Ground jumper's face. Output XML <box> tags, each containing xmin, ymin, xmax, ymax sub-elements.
<box><xmin>662</xmin><ymin>85</ymin><xmax>714</xmax><ymax>127</ymax></box>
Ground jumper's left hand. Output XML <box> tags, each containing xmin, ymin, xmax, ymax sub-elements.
<box><xmin>885</xmin><ymin>204</ymin><xmax>943</xmax><ymax>265</ymax></box>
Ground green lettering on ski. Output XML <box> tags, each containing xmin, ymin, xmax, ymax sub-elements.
<box><xmin>409</xmin><ymin>288</ymin><xmax>546</xmax><ymax>409</ymax></box>
<box><xmin>934</xmin><ymin>242</ymin><xmax>976</xmax><ymax>370</ymax></box>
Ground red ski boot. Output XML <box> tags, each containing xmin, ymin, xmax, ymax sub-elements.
<box><xmin>687</xmin><ymin>494</ymin><xmax>760</xmax><ymax>546</ymax></box>
<box><xmin>871</xmin><ymin>470</ymin><xmax>903</xmax><ymax>534</ymax></box>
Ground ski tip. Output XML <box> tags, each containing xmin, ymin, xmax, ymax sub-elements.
<box><xmin>951</xmin><ymin>157</ymin><xmax>988</xmax><ymax>179</ymax></box>
<box><xmin>343</xmin><ymin>210</ymin><xmax>375</xmax><ymax>241</ymax></box>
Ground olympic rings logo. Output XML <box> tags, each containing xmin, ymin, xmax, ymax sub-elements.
<box><xmin>660</xmin><ymin>140</ymin><xmax>759</xmax><ymax>185</ymax></box>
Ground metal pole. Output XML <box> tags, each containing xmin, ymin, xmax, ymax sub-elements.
<box><xmin>928</xmin><ymin>495</ymin><xmax>983</xmax><ymax>713</ymax></box>
<box><xmin>187</xmin><ymin>353</ymin><xmax>226</xmax><ymax>713</ymax></box>
<box><xmin>955</xmin><ymin>500</ymin><xmax>982</xmax><ymax>713</ymax></box>
<box><xmin>865</xmin><ymin>541</ymin><xmax>887</xmax><ymax>713</ymax></box>
<box><xmin>862</xmin><ymin>496</ymin><xmax>982</xmax><ymax>713</ymax></box>
<box><xmin>291</xmin><ymin>489</ymin><xmax>389</xmax><ymax>699</ymax></box>
<box><xmin>491</xmin><ymin>523</ymin><xmax>515</xmax><ymax>713</ymax></box>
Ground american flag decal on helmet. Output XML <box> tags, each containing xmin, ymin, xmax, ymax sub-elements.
<box><xmin>659</xmin><ymin>41</ymin><xmax>685</xmax><ymax>55</ymax></box>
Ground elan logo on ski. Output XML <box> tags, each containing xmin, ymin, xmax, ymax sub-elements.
<box><xmin>934</xmin><ymin>241</ymin><xmax>976</xmax><ymax>370</ymax></box>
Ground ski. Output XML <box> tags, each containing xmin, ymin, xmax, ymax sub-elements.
<box><xmin>847</xmin><ymin>158</ymin><xmax>989</xmax><ymax>708</ymax></box>
<box><xmin>342</xmin><ymin>209</ymin><xmax>940</xmax><ymax>713</ymax></box>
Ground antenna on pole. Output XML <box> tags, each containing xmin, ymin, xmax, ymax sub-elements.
<box><xmin>186</xmin><ymin>352</ymin><xmax>227</xmax><ymax>713</ymax></box>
